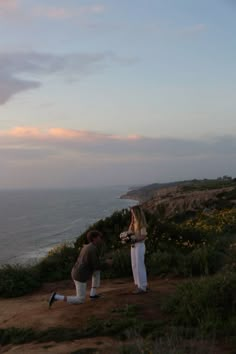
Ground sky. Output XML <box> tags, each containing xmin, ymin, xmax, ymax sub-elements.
<box><xmin>0</xmin><ymin>0</ymin><xmax>235</xmax><ymax>189</ymax></box>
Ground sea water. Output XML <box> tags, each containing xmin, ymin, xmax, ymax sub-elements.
<box><xmin>0</xmin><ymin>187</ymin><xmax>136</xmax><ymax>265</ymax></box>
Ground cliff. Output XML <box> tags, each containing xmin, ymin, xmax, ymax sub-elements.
<box><xmin>121</xmin><ymin>178</ymin><xmax>236</xmax><ymax>218</ymax></box>
<box><xmin>142</xmin><ymin>185</ymin><xmax>236</xmax><ymax>218</ymax></box>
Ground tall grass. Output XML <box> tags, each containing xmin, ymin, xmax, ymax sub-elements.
<box><xmin>163</xmin><ymin>271</ymin><xmax>236</xmax><ymax>336</ymax></box>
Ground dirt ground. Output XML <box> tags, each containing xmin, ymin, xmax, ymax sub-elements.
<box><xmin>0</xmin><ymin>277</ymin><xmax>233</xmax><ymax>353</ymax></box>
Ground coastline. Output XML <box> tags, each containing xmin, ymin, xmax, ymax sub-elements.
<box><xmin>119</xmin><ymin>193</ymin><xmax>145</xmax><ymax>204</ymax></box>
<box><xmin>0</xmin><ymin>187</ymin><xmax>137</xmax><ymax>266</ymax></box>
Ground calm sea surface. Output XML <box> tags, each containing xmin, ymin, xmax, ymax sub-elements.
<box><xmin>0</xmin><ymin>187</ymin><xmax>136</xmax><ymax>265</ymax></box>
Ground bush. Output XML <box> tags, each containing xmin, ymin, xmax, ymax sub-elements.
<box><xmin>0</xmin><ymin>264</ymin><xmax>40</xmax><ymax>297</ymax></box>
<box><xmin>146</xmin><ymin>250</ymin><xmax>174</xmax><ymax>275</ymax></box>
<box><xmin>184</xmin><ymin>244</ymin><xmax>227</xmax><ymax>277</ymax></box>
<box><xmin>1</xmin><ymin>206</ymin><xmax>235</xmax><ymax>298</ymax></box>
<box><xmin>37</xmin><ymin>243</ymin><xmax>77</xmax><ymax>282</ymax></box>
<box><xmin>103</xmin><ymin>248</ymin><xmax>132</xmax><ymax>278</ymax></box>
<box><xmin>74</xmin><ymin>209</ymin><xmax>131</xmax><ymax>251</ymax></box>
<box><xmin>163</xmin><ymin>271</ymin><xmax>236</xmax><ymax>335</ymax></box>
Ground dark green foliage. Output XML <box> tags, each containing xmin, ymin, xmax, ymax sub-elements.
<box><xmin>0</xmin><ymin>317</ymin><xmax>159</xmax><ymax>347</ymax></box>
<box><xmin>37</xmin><ymin>244</ymin><xmax>77</xmax><ymax>282</ymax></box>
<box><xmin>217</xmin><ymin>187</ymin><xmax>236</xmax><ymax>200</ymax></box>
<box><xmin>111</xmin><ymin>304</ymin><xmax>140</xmax><ymax>317</ymax></box>
<box><xmin>145</xmin><ymin>218</ymin><xmax>207</xmax><ymax>256</ymax></box>
<box><xmin>0</xmin><ymin>264</ymin><xmax>41</xmax><ymax>297</ymax></box>
<box><xmin>0</xmin><ymin>201</ymin><xmax>235</xmax><ymax>297</ymax></box>
<box><xmin>0</xmin><ymin>244</ymin><xmax>77</xmax><ymax>297</ymax></box>
<box><xmin>163</xmin><ymin>271</ymin><xmax>236</xmax><ymax>334</ymax></box>
<box><xmin>103</xmin><ymin>248</ymin><xmax>132</xmax><ymax>278</ymax></box>
<box><xmin>182</xmin><ymin>178</ymin><xmax>236</xmax><ymax>192</ymax></box>
<box><xmin>146</xmin><ymin>250</ymin><xmax>174</xmax><ymax>275</ymax></box>
<box><xmin>118</xmin><ymin>327</ymin><xmax>218</xmax><ymax>354</ymax></box>
<box><xmin>147</xmin><ymin>238</ymin><xmax>231</xmax><ymax>277</ymax></box>
<box><xmin>74</xmin><ymin>209</ymin><xmax>131</xmax><ymax>250</ymax></box>
<box><xmin>0</xmin><ymin>327</ymin><xmax>36</xmax><ymax>345</ymax></box>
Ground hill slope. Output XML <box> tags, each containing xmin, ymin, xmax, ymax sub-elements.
<box><xmin>0</xmin><ymin>277</ymin><xmax>233</xmax><ymax>354</ymax></box>
<box><xmin>121</xmin><ymin>178</ymin><xmax>236</xmax><ymax>218</ymax></box>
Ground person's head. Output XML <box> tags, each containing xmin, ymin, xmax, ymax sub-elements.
<box><xmin>87</xmin><ymin>230</ymin><xmax>103</xmax><ymax>246</ymax></box>
<box><xmin>130</xmin><ymin>205</ymin><xmax>147</xmax><ymax>229</ymax></box>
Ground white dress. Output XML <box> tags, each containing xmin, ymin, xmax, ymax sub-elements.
<box><xmin>130</xmin><ymin>227</ymin><xmax>147</xmax><ymax>290</ymax></box>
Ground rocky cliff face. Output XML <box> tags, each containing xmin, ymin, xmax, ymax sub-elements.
<box><xmin>120</xmin><ymin>181</ymin><xmax>189</xmax><ymax>202</ymax></box>
<box><xmin>141</xmin><ymin>186</ymin><xmax>235</xmax><ymax>218</ymax></box>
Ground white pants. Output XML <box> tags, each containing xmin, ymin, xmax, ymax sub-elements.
<box><xmin>131</xmin><ymin>242</ymin><xmax>147</xmax><ymax>290</ymax></box>
<box><xmin>67</xmin><ymin>271</ymin><xmax>101</xmax><ymax>304</ymax></box>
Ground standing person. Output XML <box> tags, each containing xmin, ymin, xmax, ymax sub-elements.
<box><xmin>128</xmin><ymin>205</ymin><xmax>148</xmax><ymax>294</ymax></box>
<box><xmin>48</xmin><ymin>230</ymin><xmax>104</xmax><ymax>308</ymax></box>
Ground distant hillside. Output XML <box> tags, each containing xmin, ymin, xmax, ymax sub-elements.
<box><xmin>120</xmin><ymin>180</ymin><xmax>190</xmax><ymax>202</ymax></box>
<box><xmin>121</xmin><ymin>177</ymin><xmax>236</xmax><ymax>218</ymax></box>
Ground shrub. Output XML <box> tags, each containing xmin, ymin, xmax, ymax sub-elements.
<box><xmin>74</xmin><ymin>209</ymin><xmax>131</xmax><ymax>251</ymax></box>
<box><xmin>184</xmin><ymin>244</ymin><xmax>227</xmax><ymax>277</ymax></box>
<box><xmin>0</xmin><ymin>327</ymin><xmax>36</xmax><ymax>345</ymax></box>
<box><xmin>163</xmin><ymin>271</ymin><xmax>236</xmax><ymax>335</ymax></box>
<box><xmin>37</xmin><ymin>243</ymin><xmax>77</xmax><ymax>282</ymax></box>
<box><xmin>103</xmin><ymin>248</ymin><xmax>132</xmax><ymax>278</ymax></box>
<box><xmin>146</xmin><ymin>250</ymin><xmax>174</xmax><ymax>275</ymax></box>
<box><xmin>0</xmin><ymin>264</ymin><xmax>40</xmax><ymax>297</ymax></box>
<box><xmin>102</xmin><ymin>247</ymin><xmax>132</xmax><ymax>278</ymax></box>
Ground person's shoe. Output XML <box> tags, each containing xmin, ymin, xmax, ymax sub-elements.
<box><xmin>132</xmin><ymin>288</ymin><xmax>146</xmax><ymax>294</ymax></box>
<box><xmin>48</xmin><ymin>292</ymin><xmax>56</xmax><ymax>308</ymax></box>
<box><xmin>90</xmin><ymin>294</ymin><xmax>101</xmax><ymax>299</ymax></box>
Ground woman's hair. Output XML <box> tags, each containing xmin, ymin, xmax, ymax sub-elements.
<box><xmin>130</xmin><ymin>205</ymin><xmax>147</xmax><ymax>230</ymax></box>
<box><xmin>87</xmin><ymin>230</ymin><xmax>103</xmax><ymax>242</ymax></box>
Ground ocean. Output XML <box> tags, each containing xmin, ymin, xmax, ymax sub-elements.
<box><xmin>0</xmin><ymin>187</ymin><xmax>136</xmax><ymax>265</ymax></box>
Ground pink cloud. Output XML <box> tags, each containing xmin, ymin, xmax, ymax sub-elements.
<box><xmin>0</xmin><ymin>126</ymin><xmax>140</xmax><ymax>142</ymax></box>
<box><xmin>180</xmin><ymin>23</ymin><xmax>207</xmax><ymax>35</ymax></box>
<box><xmin>32</xmin><ymin>4</ymin><xmax>105</xmax><ymax>20</ymax></box>
<box><xmin>0</xmin><ymin>0</ymin><xmax>19</xmax><ymax>16</ymax></box>
<box><xmin>110</xmin><ymin>134</ymin><xmax>142</xmax><ymax>141</ymax></box>
<box><xmin>0</xmin><ymin>0</ymin><xmax>18</xmax><ymax>10</ymax></box>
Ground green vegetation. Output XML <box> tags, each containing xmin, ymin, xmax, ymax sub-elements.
<box><xmin>0</xmin><ymin>181</ymin><xmax>236</xmax><ymax>297</ymax></box>
<box><xmin>0</xmin><ymin>178</ymin><xmax>236</xmax><ymax>350</ymax></box>
<box><xmin>0</xmin><ymin>309</ymin><xmax>221</xmax><ymax>353</ymax></box>
<box><xmin>0</xmin><ymin>264</ymin><xmax>41</xmax><ymax>297</ymax></box>
<box><xmin>118</xmin><ymin>327</ymin><xmax>218</xmax><ymax>354</ymax></box>
<box><xmin>182</xmin><ymin>177</ymin><xmax>236</xmax><ymax>192</ymax></box>
<box><xmin>0</xmin><ymin>312</ymin><xmax>161</xmax><ymax>346</ymax></box>
<box><xmin>163</xmin><ymin>271</ymin><xmax>236</xmax><ymax>338</ymax></box>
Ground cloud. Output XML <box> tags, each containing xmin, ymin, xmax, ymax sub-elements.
<box><xmin>0</xmin><ymin>127</ymin><xmax>235</xmax><ymax>161</ymax></box>
<box><xmin>0</xmin><ymin>127</ymin><xmax>141</xmax><ymax>145</ymax></box>
<box><xmin>0</xmin><ymin>127</ymin><xmax>235</xmax><ymax>188</ymax></box>
<box><xmin>180</xmin><ymin>23</ymin><xmax>207</xmax><ymax>35</ymax></box>
<box><xmin>0</xmin><ymin>0</ymin><xmax>23</xmax><ymax>20</ymax></box>
<box><xmin>32</xmin><ymin>4</ymin><xmax>105</xmax><ymax>19</ymax></box>
<box><xmin>0</xmin><ymin>0</ymin><xmax>18</xmax><ymax>12</ymax></box>
<box><xmin>0</xmin><ymin>1</ymin><xmax>105</xmax><ymax>20</ymax></box>
<box><xmin>0</xmin><ymin>74</ymin><xmax>40</xmax><ymax>104</ymax></box>
<box><xmin>0</xmin><ymin>51</ymin><xmax>121</xmax><ymax>104</ymax></box>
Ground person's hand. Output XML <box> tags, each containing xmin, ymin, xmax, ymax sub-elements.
<box><xmin>130</xmin><ymin>235</ymin><xmax>136</xmax><ymax>243</ymax></box>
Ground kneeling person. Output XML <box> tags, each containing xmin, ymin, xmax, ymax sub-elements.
<box><xmin>49</xmin><ymin>230</ymin><xmax>103</xmax><ymax>307</ymax></box>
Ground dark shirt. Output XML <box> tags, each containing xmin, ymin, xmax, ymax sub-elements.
<box><xmin>71</xmin><ymin>243</ymin><xmax>100</xmax><ymax>282</ymax></box>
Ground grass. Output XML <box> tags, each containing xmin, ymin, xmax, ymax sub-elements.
<box><xmin>0</xmin><ymin>319</ymin><xmax>158</xmax><ymax>346</ymax></box>
<box><xmin>119</xmin><ymin>327</ymin><xmax>218</xmax><ymax>354</ymax></box>
<box><xmin>163</xmin><ymin>270</ymin><xmax>236</xmax><ymax>336</ymax></box>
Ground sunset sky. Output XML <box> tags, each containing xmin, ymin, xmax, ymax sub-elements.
<box><xmin>0</xmin><ymin>0</ymin><xmax>235</xmax><ymax>188</ymax></box>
